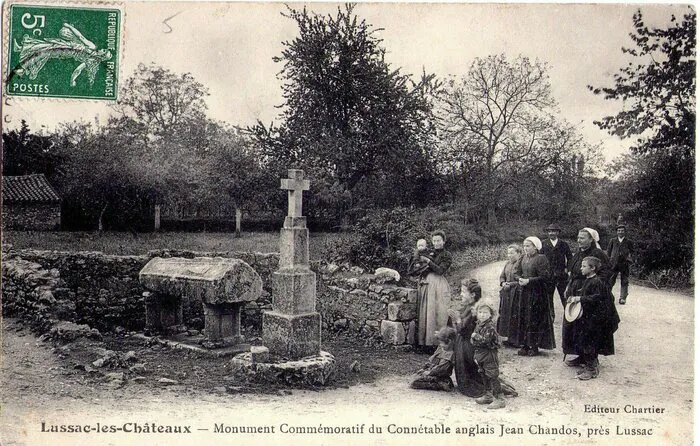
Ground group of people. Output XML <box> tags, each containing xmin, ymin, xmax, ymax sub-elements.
<box><xmin>407</xmin><ymin>224</ymin><xmax>630</xmax><ymax>406</ymax></box>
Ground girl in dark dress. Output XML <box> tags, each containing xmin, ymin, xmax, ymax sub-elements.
<box><xmin>515</xmin><ymin>236</ymin><xmax>556</xmax><ymax>356</ymax></box>
<box><xmin>498</xmin><ymin>244</ymin><xmax>523</xmax><ymax>345</ymax></box>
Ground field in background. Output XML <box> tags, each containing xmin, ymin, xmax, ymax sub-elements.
<box><xmin>1</xmin><ymin>231</ymin><xmax>347</xmax><ymax>260</ymax></box>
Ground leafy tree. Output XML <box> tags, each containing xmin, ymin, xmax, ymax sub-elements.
<box><xmin>249</xmin><ymin>4</ymin><xmax>440</xmax><ymax>219</ymax></box>
<box><xmin>111</xmin><ymin>63</ymin><xmax>210</xmax><ymax>148</ymax></box>
<box><xmin>590</xmin><ymin>9</ymin><xmax>695</xmax><ymax>278</ymax></box>
<box><xmin>50</xmin><ymin>65</ymin><xmax>273</xmax><ymax>231</ymax></box>
<box><xmin>2</xmin><ymin>120</ymin><xmax>63</xmax><ymax>178</ymax></box>
<box><xmin>589</xmin><ymin>9</ymin><xmax>695</xmax><ymax>158</ymax></box>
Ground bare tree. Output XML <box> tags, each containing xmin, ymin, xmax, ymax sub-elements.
<box><xmin>436</xmin><ymin>54</ymin><xmax>556</xmax><ymax>225</ymax></box>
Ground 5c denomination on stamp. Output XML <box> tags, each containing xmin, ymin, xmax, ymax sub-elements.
<box><xmin>6</xmin><ymin>3</ymin><xmax>121</xmax><ymax>99</ymax></box>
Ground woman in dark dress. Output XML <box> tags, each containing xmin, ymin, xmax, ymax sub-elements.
<box><xmin>448</xmin><ymin>279</ymin><xmax>486</xmax><ymax>397</ymax></box>
<box><xmin>498</xmin><ymin>244</ymin><xmax>523</xmax><ymax>345</ymax></box>
<box><xmin>448</xmin><ymin>279</ymin><xmax>517</xmax><ymax>398</ymax></box>
<box><xmin>515</xmin><ymin>236</ymin><xmax>555</xmax><ymax>356</ymax></box>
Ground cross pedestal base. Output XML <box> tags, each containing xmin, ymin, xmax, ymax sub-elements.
<box><xmin>262</xmin><ymin>311</ymin><xmax>321</xmax><ymax>359</ymax></box>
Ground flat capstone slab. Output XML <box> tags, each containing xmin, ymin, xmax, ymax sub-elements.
<box><xmin>139</xmin><ymin>257</ymin><xmax>262</xmax><ymax>304</ymax></box>
<box><xmin>130</xmin><ymin>333</ymin><xmax>250</xmax><ymax>358</ymax></box>
<box><xmin>230</xmin><ymin>351</ymin><xmax>336</xmax><ymax>387</ymax></box>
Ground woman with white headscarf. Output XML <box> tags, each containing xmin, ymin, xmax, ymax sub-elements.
<box><xmin>563</xmin><ymin>228</ymin><xmax>618</xmax><ymax>368</ymax></box>
<box><xmin>514</xmin><ymin>236</ymin><xmax>555</xmax><ymax>356</ymax></box>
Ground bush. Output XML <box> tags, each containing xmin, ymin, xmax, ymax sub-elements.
<box><xmin>320</xmin><ymin>206</ymin><xmax>502</xmax><ymax>272</ymax></box>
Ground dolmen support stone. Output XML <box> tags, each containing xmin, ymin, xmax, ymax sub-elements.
<box><xmin>139</xmin><ymin>257</ymin><xmax>262</xmax><ymax>346</ymax></box>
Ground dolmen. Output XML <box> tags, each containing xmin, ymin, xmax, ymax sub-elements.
<box><xmin>139</xmin><ymin>257</ymin><xmax>262</xmax><ymax>347</ymax></box>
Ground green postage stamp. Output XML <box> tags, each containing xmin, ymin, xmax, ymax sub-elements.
<box><xmin>5</xmin><ymin>3</ymin><xmax>121</xmax><ymax>100</ymax></box>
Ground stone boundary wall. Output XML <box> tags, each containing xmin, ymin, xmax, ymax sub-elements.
<box><xmin>2</xmin><ymin>248</ymin><xmax>418</xmax><ymax>345</ymax></box>
<box><xmin>2</xmin><ymin>203</ymin><xmax>61</xmax><ymax>230</ymax></box>
<box><xmin>320</xmin><ymin>275</ymin><xmax>418</xmax><ymax>344</ymax></box>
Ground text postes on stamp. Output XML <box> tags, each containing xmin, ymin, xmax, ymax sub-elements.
<box><xmin>6</xmin><ymin>4</ymin><xmax>120</xmax><ymax>100</ymax></box>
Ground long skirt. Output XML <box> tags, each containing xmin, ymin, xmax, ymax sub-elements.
<box><xmin>521</xmin><ymin>287</ymin><xmax>556</xmax><ymax>350</ymax></box>
<box><xmin>454</xmin><ymin>333</ymin><xmax>486</xmax><ymax>397</ymax></box>
<box><xmin>497</xmin><ymin>285</ymin><xmax>520</xmax><ymax>342</ymax></box>
<box><xmin>417</xmin><ymin>272</ymin><xmax>451</xmax><ymax>346</ymax></box>
<box><xmin>454</xmin><ymin>333</ymin><xmax>519</xmax><ymax>398</ymax></box>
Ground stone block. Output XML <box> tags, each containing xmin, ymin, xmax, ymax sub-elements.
<box><xmin>405</xmin><ymin>289</ymin><xmax>418</xmax><ymax>305</ymax></box>
<box><xmin>271</xmin><ymin>269</ymin><xmax>316</xmax><ymax>314</ymax></box>
<box><xmin>139</xmin><ymin>257</ymin><xmax>262</xmax><ymax>305</ymax></box>
<box><xmin>202</xmin><ymin>303</ymin><xmax>243</xmax><ymax>342</ymax></box>
<box><xmin>144</xmin><ymin>291</ymin><xmax>183</xmax><ymax>331</ymax></box>
<box><xmin>380</xmin><ymin>320</ymin><xmax>406</xmax><ymax>345</ymax></box>
<box><xmin>262</xmin><ymin>311</ymin><xmax>321</xmax><ymax>360</ymax></box>
<box><xmin>250</xmin><ymin>346</ymin><xmax>270</xmax><ymax>363</ymax></box>
<box><xmin>387</xmin><ymin>301</ymin><xmax>417</xmax><ymax>321</ymax></box>
<box><xmin>230</xmin><ymin>350</ymin><xmax>335</xmax><ymax>386</ymax></box>
<box><xmin>278</xmin><ymin>226</ymin><xmax>309</xmax><ymax>268</ymax></box>
<box><xmin>406</xmin><ymin>320</ymin><xmax>416</xmax><ymax>345</ymax></box>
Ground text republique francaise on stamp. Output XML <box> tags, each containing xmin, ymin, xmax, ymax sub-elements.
<box><xmin>5</xmin><ymin>3</ymin><xmax>120</xmax><ymax>100</ymax></box>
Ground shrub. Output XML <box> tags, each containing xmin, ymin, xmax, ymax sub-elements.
<box><xmin>320</xmin><ymin>206</ymin><xmax>501</xmax><ymax>272</ymax></box>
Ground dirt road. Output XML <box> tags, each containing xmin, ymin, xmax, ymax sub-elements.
<box><xmin>1</xmin><ymin>261</ymin><xmax>693</xmax><ymax>446</ymax></box>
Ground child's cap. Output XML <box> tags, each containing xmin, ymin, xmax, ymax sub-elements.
<box><xmin>435</xmin><ymin>326</ymin><xmax>456</xmax><ymax>343</ymax></box>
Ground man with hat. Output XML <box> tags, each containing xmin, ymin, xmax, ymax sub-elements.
<box><xmin>606</xmin><ymin>223</ymin><xmax>634</xmax><ymax>304</ymax></box>
<box><xmin>540</xmin><ymin>223</ymin><xmax>572</xmax><ymax>317</ymax></box>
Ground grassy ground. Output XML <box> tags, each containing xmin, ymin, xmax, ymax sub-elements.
<box><xmin>1</xmin><ymin>230</ymin><xmax>346</xmax><ymax>260</ymax></box>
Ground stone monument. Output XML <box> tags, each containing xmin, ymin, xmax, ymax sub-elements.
<box><xmin>139</xmin><ymin>257</ymin><xmax>262</xmax><ymax>348</ymax></box>
<box><xmin>262</xmin><ymin>169</ymin><xmax>321</xmax><ymax>359</ymax></box>
<box><xmin>231</xmin><ymin>169</ymin><xmax>335</xmax><ymax>386</ymax></box>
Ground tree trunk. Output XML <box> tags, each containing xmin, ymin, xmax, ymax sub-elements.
<box><xmin>97</xmin><ymin>203</ymin><xmax>108</xmax><ymax>232</ymax></box>
<box><xmin>235</xmin><ymin>207</ymin><xmax>242</xmax><ymax>238</ymax></box>
<box><xmin>154</xmin><ymin>204</ymin><xmax>161</xmax><ymax>232</ymax></box>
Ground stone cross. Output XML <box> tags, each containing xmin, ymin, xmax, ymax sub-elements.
<box><xmin>281</xmin><ymin>169</ymin><xmax>310</xmax><ymax>218</ymax></box>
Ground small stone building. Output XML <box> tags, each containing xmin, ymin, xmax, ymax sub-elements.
<box><xmin>2</xmin><ymin>174</ymin><xmax>61</xmax><ymax>230</ymax></box>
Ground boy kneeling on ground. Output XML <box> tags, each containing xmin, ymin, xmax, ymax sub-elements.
<box><xmin>410</xmin><ymin>327</ymin><xmax>455</xmax><ymax>391</ymax></box>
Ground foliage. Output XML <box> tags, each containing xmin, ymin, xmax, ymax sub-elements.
<box><xmin>2</xmin><ymin>120</ymin><xmax>63</xmax><ymax>178</ymax></box>
<box><xmin>589</xmin><ymin>9</ymin><xmax>695</xmax><ymax>158</ymax></box>
<box><xmin>249</xmin><ymin>4</ymin><xmax>441</xmax><ymax>219</ymax></box>
<box><xmin>43</xmin><ymin>65</ymin><xmax>276</xmax><ymax>231</ymax></box>
<box><xmin>591</xmin><ymin>9</ymin><xmax>695</xmax><ymax>281</ymax></box>
<box><xmin>111</xmin><ymin>63</ymin><xmax>210</xmax><ymax>144</ymax></box>
<box><xmin>435</xmin><ymin>54</ymin><xmax>599</xmax><ymax>226</ymax></box>
<box><xmin>319</xmin><ymin>206</ymin><xmax>515</xmax><ymax>271</ymax></box>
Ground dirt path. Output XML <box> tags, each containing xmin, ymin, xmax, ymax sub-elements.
<box><xmin>1</xmin><ymin>261</ymin><xmax>693</xmax><ymax>446</ymax></box>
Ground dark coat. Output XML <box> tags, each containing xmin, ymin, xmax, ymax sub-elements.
<box><xmin>606</xmin><ymin>237</ymin><xmax>634</xmax><ymax>266</ymax></box>
<box><xmin>541</xmin><ymin>238</ymin><xmax>572</xmax><ymax>278</ymax></box>
<box><xmin>567</xmin><ymin>245</ymin><xmax>612</xmax><ymax>293</ymax></box>
<box><xmin>562</xmin><ymin>276</ymin><xmax>620</xmax><ymax>356</ymax></box>
<box><xmin>515</xmin><ymin>254</ymin><xmax>555</xmax><ymax>350</ymax></box>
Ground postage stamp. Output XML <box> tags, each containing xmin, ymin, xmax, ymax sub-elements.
<box><xmin>5</xmin><ymin>3</ymin><xmax>120</xmax><ymax>100</ymax></box>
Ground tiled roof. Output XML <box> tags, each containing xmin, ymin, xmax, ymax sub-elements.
<box><xmin>3</xmin><ymin>174</ymin><xmax>60</xmax><ymax>202</ymax></box>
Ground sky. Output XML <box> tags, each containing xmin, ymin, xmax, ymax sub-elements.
<box><xmin>3</xmin><ymin>2</ymin><xmax>692</xmax><ymax>162</ymax></box>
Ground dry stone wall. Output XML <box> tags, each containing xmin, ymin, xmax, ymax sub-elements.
<box><xmin>319</xmin><ymin>275</ymin><xmax>418</xmax><ymax>344</ymax></box>
<box><xmin>2</xmin><ymin>203</ymin><xmax>61</xmax><ymax>230</ymax></box>
<box><xmin>2</xmin><ymin>247</ymin><xmax>419</xmax><ymax>345</ymax></box>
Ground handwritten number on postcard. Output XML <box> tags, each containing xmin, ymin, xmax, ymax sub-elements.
<box><xmin>162</xmin><ymin>12</ymin><xmax>181</xmax><ymax>33</ymax></box>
